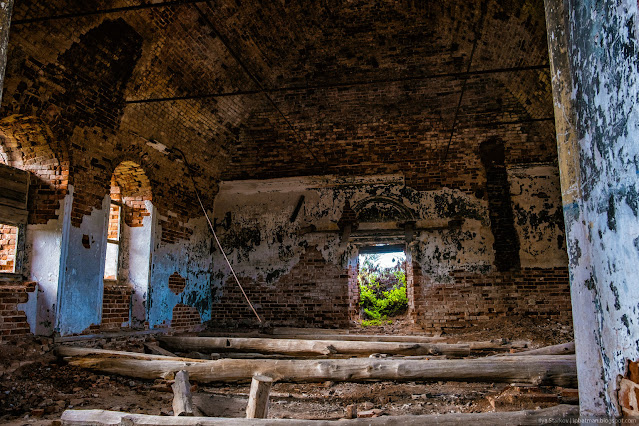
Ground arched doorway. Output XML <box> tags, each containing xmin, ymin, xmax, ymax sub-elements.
<box><xmin>104</xmin><ymin>161</ymin><xmax>154</xmax><ymax>329</ymax></box>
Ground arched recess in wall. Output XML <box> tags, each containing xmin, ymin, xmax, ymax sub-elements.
<box><xmin>105</xmin><ymin>160</ymin><xmax>155</xmax><ymax>329</ymax></box>
<box><xmin>352</xmin><ymin>197</ymin><xmax>416</xmax><ymax>224</ymax></box>
<box><xmin>348</xmin><ymin>196</ymin><xmax>416</xmax><ymax>322</ymax></box>
<box><xmin>0</xmin><ymin>115</ymin><xmax>70</xmax><ymax>224</ymax></box>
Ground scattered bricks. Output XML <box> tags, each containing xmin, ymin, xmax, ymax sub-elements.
<box><xmin>487</xmin><ymin>386</ymin><xmax>560</xmax><ymax>410</ymax></box>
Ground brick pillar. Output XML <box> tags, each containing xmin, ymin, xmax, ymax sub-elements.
<box><xmin>545</xmin><ymin>0</ymin><xmax>639</xmax><ymax>416</ymax></box>
<box><xmin>405</xmin><ymin>247</ymin><xmax>424</xmax><ymax>324</ymax></box>
<box><xmin>346</xmin><ymin>252</ymin><xmax>360</xmax><ymax>322</ymax></box>
<box><xmin>0</xmin><ymin>0</ymin><xmax>13</xmax><ymax>105</ymax></box>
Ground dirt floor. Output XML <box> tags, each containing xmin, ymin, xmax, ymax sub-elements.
<box><xmin>0</xmin><ymin>315</ymin><xmax>576</xmax><ymax>425</ymax></box>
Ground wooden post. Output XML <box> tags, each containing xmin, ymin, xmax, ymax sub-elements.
<box><xmin>245</xmin><ymin>374</ymin><xmax>273</xmax><ymax>419</ymax></box>
<box><xmin>172</xmin><ymin>370</ymin><xmax>194</xmax><ymax>416</ymax></box>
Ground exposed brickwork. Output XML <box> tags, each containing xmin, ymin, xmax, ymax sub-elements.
<box><xmin>0</xmin><ymin>224</ymin><xmax>18</xmax><ymax>273</ymax></box>
<box><xmin>0</xmin><ymin>116</ymin><xmax>69</xmax><ymax>225</ymax></box>
<box><xmin>210</xmin><ymin>247</ymin><xmax>350</xmax><ymax>328</ymax></box>
<box><xmin>160</xmin><ymin>217</ymin><xmax>194</xmax><ymax>244</ymax></box>
<box><xmin>111</xmin><ymin>161</ymin><xmax>152</xmax><ymax>228</ymax></box>
<box><xmin>106</xmin><ymin>201</ymin><xmax>120</xmax><ymax>241</ymax></box>
<box><xmin>168</xmin><ymin>272</ymin><xmax>186</xmax><ymax>295</ymax></box>
<box><xmin>0</xmin><ymin>282</ymin><xmax>35</xmax><ymax>340</ymax></box>
<box><xmin>170</xmin><ymin>304</ymin><xmax>202</xmax><ymax>332</ymax></box>
<box><xmin>412</xmin><ymin>268</ymin><xmax>572</xmax><ymax>329</ymax></box>
<box><xmin>101</xmin><ymin>282</ymin><xmax>132</xmax><ymax>330</ymax></box>
<box><xmin>480</xmin><ymin>138</ymin><xmax>521</xmax><ymax>271</ymax></box>
<box><xmin>347</xmin><ymin>261</ymin><xmax>360</xmax><ymax>321</ymax></box>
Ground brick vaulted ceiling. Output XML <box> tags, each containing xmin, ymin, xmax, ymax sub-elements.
<box><xmin>4</xmin><ymin>0</ymin><xmax>555</xmax><ymax>190</ymax></box>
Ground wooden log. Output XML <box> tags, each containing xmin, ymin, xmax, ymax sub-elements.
<box><xmin>62</xmin><ymin>350</ymin><xmax>577</xmax><ymax>387</ymax></box>
<box><xmin>246</xmin><ymin>375</ymin><xmax>273</xmax><ymax>419</ymax></box>
<box><xmin>500</xmin><ymin>342</ymin><xmax>575</xmax><ymax>357</ymax></box>
<box><xmin>61</xmin><ymin>405</ymin><xmax>578</xmax><ymax>425</ymax></box>
<box><xmin>159</xmin><ymin>336</ymin><xmax>471</xmax><ymax>357</ymax></box>
<box><xmin>172</xmin><ymin>370</ymin><xmax>194</xmax><ymax>416</ymax></box>
<box><xmin>56</xmin><ymin>346</ymin><xmax>208</xmax><ymax>362</ymax></box>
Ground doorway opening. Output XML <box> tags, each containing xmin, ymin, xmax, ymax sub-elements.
<box><xmin>357</xmin><ymin>244</ymin><xmax>407</xmax><ymax>327</ymax></box>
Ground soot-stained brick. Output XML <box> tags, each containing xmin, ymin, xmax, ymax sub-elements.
<box><xmin>480</xmin><ymin>138</ymin><xmax>520</xmax><ymax>271</ymax></box>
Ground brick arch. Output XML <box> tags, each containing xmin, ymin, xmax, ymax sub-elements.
<box><xmin>0</xmin><ymin>115</ymin><xmax>69</xmax><ymax>224</ymax></box>
<box><xmin>352</xmin><ymin>196</ymin><xmax>416</xmax><ymax>223</ymax></box>
<box><xmin>110</xmin><ymin>161</ymin><xmax>152</xmax><ymax>228</ymax></box>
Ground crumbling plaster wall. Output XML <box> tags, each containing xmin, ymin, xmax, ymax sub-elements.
<box><xmin>147</xmin><ymin>214</ymin><xmax>213</xmax><ymax>331</ymax></box>
<box><xmin>212</xmin><ymin>169</ymin><xmax>567</xmax><ymax>327</ymax></box>
<box><xmin>545</xmin><ymin>0</ymin><xmax>639</xmax><ymax>416</ymax></box>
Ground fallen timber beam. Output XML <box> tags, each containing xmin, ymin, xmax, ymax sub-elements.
<box><xmin>158</xmin><ymin>336</ymin><xmax>472</xmax><ymax>357</ymax></box>
<box><xmin>500</xmin><ymin>342</ymin><xmax>575</xmax><ymax>356</ymax></box>
<box><xmin>61</xmin><ymin>405</ymin><xmax>578</xmax><ymax>425</ymax></box>
<box><xmin>58</xmin><ymin>348</ymin><xmax>578</xmax><ymax>387</ymax></box>
<box><xmin>200</xmin><ymin>332</ymin><xmax>448</xmax><ymax>343</ymax></box>
<box><xmin>56</xmin><ymin>346</ymin><xmax>209</xmax><ymax>362</ymax></box>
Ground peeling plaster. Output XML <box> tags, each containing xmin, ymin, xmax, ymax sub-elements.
<box><xmin>545</xmin><ymin>0</ymin><xmax>639</xmax><ymax>416</ymax></box>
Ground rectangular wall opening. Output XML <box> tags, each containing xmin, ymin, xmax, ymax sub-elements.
<box><xmin>104</xmin><ymin>201</ymin><xmax>122</xmax><ymax>280</ymax></box>
<box><xmin>357</xmin><ymin>244</ymin><xmax>407</xmax><ymax>327</ymax></box>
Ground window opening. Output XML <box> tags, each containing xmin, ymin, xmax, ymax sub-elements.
<box><xmin>104</xmin><ymin>200</ymin><xmax>122</xmax><ymax>280</ymax></box>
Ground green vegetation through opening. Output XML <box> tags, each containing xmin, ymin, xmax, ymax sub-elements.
<box><xmin>358</xmin><ymin>251</ymin><xmax>408</xmax><ymax>327</ymax></box>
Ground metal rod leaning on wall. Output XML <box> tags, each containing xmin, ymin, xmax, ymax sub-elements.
<box><xmin>172</xmin><ymin>147</ymin><xmax>262</xmax><ymax>323</ymax></box>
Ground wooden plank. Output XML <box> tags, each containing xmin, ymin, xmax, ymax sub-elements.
<box><xmin>245</xmin><ymin>375</ymin><xmax>273</xmax><ymax>419</ymax></box>
<box><xmin>0</xmin><ymin>203</ymin><xmax>27</xmax><ymax>225</ymax></box>
<box><xmin>0</xmin><ymin>163</ymin><xmax>29</xmax><ymax>184</ymax></box>
<box><xmin>172</xmin><ymin>370</ymin><xmax>194</xmax><ymax>416</ymax></box>
<box><xmin>61</xmin><ymin>405</ymin><xmax>579</xmax><ymax>425</ymax></box>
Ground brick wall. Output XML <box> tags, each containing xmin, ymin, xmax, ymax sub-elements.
<box><xmin>101</xmin><ymin>282</ymin><xmax>132</xmax><ymax>330</ymax></box>
<box><xmin>170</xmin><ymin>304</ymin><xmax>202</xmax><ymax>332</ymax></box>
<box><xmin>106</xmin><ymin>202</ymin><xmax>120</xmax><ymax>241</ymax></box>
<box><xmin>0</xmin><ymin>224</ymin><xmax>18</xmax><ymax>273</ymax></box>
<box><xmin>210</xmin><ymin>247</ymin><xmax>350</xmax><ymax>328</ymax></box>
<box><xmin>168</xmin><ymin>272</ymin><xmax>186</xmax><ymax>294</ymax></box>
<box><xmin>0</xmin><ymin>282</ymin><xmax>35</xmax><ymax>340</ymax></box>
<box><xmin>412</xmin><ymin>267</ymin><xmax>572</xmax><ymax>329</ymax></box>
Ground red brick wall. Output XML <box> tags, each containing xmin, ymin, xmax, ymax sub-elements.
<box><xmin>412</xmin><ymin>267</ymin><xmax>571</xmax><ymax>329</ymax></box>
<box><xmin>106</xmin><ymin>203</ymin><xmax>120</xmax><ymax>241</ymax></box>
<box><xmin>347</xmin><ymin>260</ymin><xmax>359</xmax><ymax>321</ymax></box>
<box><xmin>168</xmin><ymin>272</ymin><xmax>186</xmax><ymax>294</ymax></box>
<box><xmin>101</xmin><ymin>282</ymin><xmax>132</xmax><ymax>330</ymax></box>
<box><xmin>170</xmin><ymin>304</ymin><xmax>202</xmax><ymax>332</ymax></box>
<box><xmin>0</xmin><ymin>282</ymin><xmax>35</xmax><ymax>340</ymax></box>
<box><xmin>0</xmin><ymin>224</ymin><xmax>18</xmax><ymax>273</ymax></box>
<box><xmin>210</xmin><ymin>247</ymin><xmax>350</xmax><ymax>328</ymax></box>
